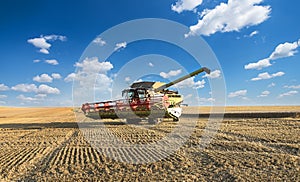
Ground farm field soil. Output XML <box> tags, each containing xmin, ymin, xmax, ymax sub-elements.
<box><xmin>0</xmin><ymin>107</ymin><xmax>299</xmax><ymax>181</ymax></box>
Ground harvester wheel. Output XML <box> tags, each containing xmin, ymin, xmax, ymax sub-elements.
<box><xmin>148</xmin><ymin>118</ymin><xmax>158</xmax><ymax>124</ymax></box>
<box><xmin>127</xmin><ymin>118</ymin><xmax>140</xmax><ymax>124</ymax></box>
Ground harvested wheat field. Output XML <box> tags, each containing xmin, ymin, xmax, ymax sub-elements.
<box><xmin>0</xmin><ymin>106</ymin><xmax>299</xmax><ymax>181</ymax></box>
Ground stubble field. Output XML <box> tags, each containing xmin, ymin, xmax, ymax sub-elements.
<box><xmin>0</xmin><ymin>106</ymin><xmax>299</xmax><ymax>181</ymax></box>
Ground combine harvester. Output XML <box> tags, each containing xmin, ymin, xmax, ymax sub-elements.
<box><xmin>81</xmin><ymin>67</ymin><xmax>210</xmax><ymax>123</ymax></box>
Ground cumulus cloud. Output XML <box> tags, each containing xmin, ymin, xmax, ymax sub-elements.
<box><xmin>171</xmin><ymin>0</ymin><xmax>203</xmax><ymax>13</ymax></box>
<box><xmin>27</xmin><ymin>34</ymin><xmax>66</xmax><ymax>54</ymax></box>
<box><xmin>185</xmin><ymin>0</ymin><xmax>271</xmax><ymax>37</ymax></box>
<box><xmin>17</xmin><ymin>94</ymin><xmax>39</xmax><ymax>102</ymax></box>
<box><xmin>11</xmin><ymin>84</ymin><xmax>60</xmax><ymax>94</ymax></box>
<box><xmin>11</xmin><ymin>84</ymin><xmax>38</xmax><ymax>93</ymax></box>
<box><xmin>38</xmin><ymin>84</ymin><xmax>60</xmax><ymax>94</ymax></box>
<box><xmin>0</xmin><ymin>84</ymin><xmax>9</xmax><ymax>91</ymax></box>
<box><xmin>0</xmin><ymin>95</ymin><xmax>7</xmax><ymax>99</ymax></box>
<box><xmin>228</xmin><ymin>89</ymin><xmax>247</xmax><ymax>98</ymax></box>
<box><xmin>245</xmin><ymin>39</ymin><xmax>300</xmax><ymax>70</ymax></box>
<box><xmin>45</xmin><ymin>59</ymin><xmax>59</xmax><ymax>65</ymax></box>
<box><xmin>251</xmin><ymin>71</ymin><xmax>284</xmax><ymax>81</ymax></box>
<box><xmin>114</xmin><ymin>42</ymin><xmax>127</xmax><ymax>51</ymax></box>
<box><xmin>202</xmin><ymin>69</ymin><xmax>221</xmax><ymax>79</ymax></box>
<box><xmin>160</xmin><ymin>69</ymin><xmax>182</xmax><ymax>78</ymax></box>
<box><xmin>65</xmin><ymin>57</ymin><xmax>114</xmax><ymax>97</ymax></box>
<box><xmin>33</xmin><ymin>74</ymin><xmax>53</xmax><ymax>83</ymax></box>
<box><xmin>74</xmin><ymin>57</ymin><xmax>113</xmax><ymax>74</ymax></box>
<box><xmin>93</xmin><ymin>37</ymin><xmax>106</xmax><ymax>46</ymax></box>
<box><xmin>244</xmin><ymin>58</ymin><xmax>271</xmax><ymax>70</ymax></box>
<box><xmin>278</xmin><ymin>90</ymin><xmax>298</xmax><ymax>98</ymax></box>
<box><xmin>258</xmin><ymin>90</ymin><xmax>270</xmax><ymax>97</ymax></box>
<box><xmin>269</xmin><ymin>41</ymin><xmax>299</xmax><ymax>60</ymax></box>
<box><xmin>175</xmin><ymin>77</ymin><xmax>206</xmax><ymax>89</ymax></box>
<box><xmin>51</xmin><ymin>73</ymin><xmax>62</xmax><ymax>79</ymax></box>
<box><xmin>64</xmin><ymin>73</ymin><xmax>76</xmax><ymax>82</ymax></box>
<box><xmin>94</xmin><ymin>74</ymin><xmax>114</xmax><ymax>92</ymax></box>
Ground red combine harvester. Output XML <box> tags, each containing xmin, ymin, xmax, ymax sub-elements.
<box><xmin>81</xmin><ymin>67</ymin><xmax>210</xmax><ymax>123</ymax></box>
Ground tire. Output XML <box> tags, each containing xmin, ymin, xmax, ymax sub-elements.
<box><xmin>148</xmin><ymin>118</ymin><xmax>157</xmax><ymax>124</ymax></box>
<box><xmin>126</xmin><ymin>118</ymin><xmax>140</xmax><ymax>124</ymax></box>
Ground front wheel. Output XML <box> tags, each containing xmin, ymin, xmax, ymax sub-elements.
<box><xmin>126</xmin><ymin>118</ymin><xmax>140</xmax><ymax>124</ymax></box>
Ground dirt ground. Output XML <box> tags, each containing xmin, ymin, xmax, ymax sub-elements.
<box><xmin>0</xmin><ymin>107</ymin><xmax>299</xmax><ymax>181</ymax></box>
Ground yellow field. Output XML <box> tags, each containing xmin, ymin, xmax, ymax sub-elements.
<box><xmin>0</xmin><ymin>107</ymin><xmax>299</xmax><ymax>181</ymax></box>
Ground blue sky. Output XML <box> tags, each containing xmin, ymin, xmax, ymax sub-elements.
<box><xmin>0</xmin><ymin>0</ymin><xmax>299</xmax><ymax>107</ymax></box>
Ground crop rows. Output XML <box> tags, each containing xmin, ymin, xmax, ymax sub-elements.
<box><xmin>0</xmin><ymin>116</ymin><xmax>299</xmax><ymax>181</ymax></box>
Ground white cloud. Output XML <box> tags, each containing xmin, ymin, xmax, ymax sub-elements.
<box><xmin>33</xmin><ymin>74</ymin><xmax>53</xmax><ymax>83</ymax></box>
<box><xmin>148</xmin><ymin>62</ymin><xmax>154</xmax><ymax>67</ymax></box>
<box><xmin>160</xmin><ymin>69</ymin><xmax>182</xmax><ymax>78</ymax></box>
<box><xmin>74</xmin><ymin>57</ymin><xmax>113</xmax><ymax>74</ymax></box>
<box><xmin>278</xmin><ymin>90</ymin><xmax>298</xmax><ymax>98</ymax></box>
<box><xmin>197</xmin><ymin>97</ymin><xmax>216</xmax><ymax>103</ymax></box>
<box><xmin>258</xmin><ymin>90</ymin><xmax>270</xmax><ymax>97</ymax></box>
<box><xmin>202</xmin><ymin>69</ymin><xmax>221</xmax><ymax>79</ymax></box>
<box><xmin>0</xmin><ymin>95</ymin><xmax>7</xmax><ymax>99</ymax></box>
<box><xmin>175</xmin><ymin>77</ymin><xmax>206</xmax><ymax>89</ymax></box>
<box><xmin>268</xmin><ymin>82</ymin><xmax>275</xmax><ymax>87</ymax></box>
<box><xmin>284</xmin><ymin>85</ymin><xmax>300</xmax><ymax>89</ymax></box>
<box><xmin>171</xmin><ymin>0</ymin><xmax>203</xmax><ymax>13</ymax></box>
<box><xmin>249</xmin><ymin>30</ymin><xmax>259</xmax><ymax>37</ymax></box>
<box><xmin>39</xmin><ymin>48</ymin><xmax>49</xmax><ymax>54</ymax></box>
<box><xmin>228</xmin><ymin>89</ymin><xmax>247</xmax><ymax>98</ymax></box>
<box><xmin>64</xmin><ymin>73</ymin><xmax>76</xmax><ymax>82</ymax></box>
<box><xmin>0</xmin><ymin>84</ymin><xmax>9</xmax><ymax>91</ymax></box>
<box><xmin>17</xmin><ymin>94</ymin><xmax>39</xmax><ymax>102</ymax></box>
<box><xmin>27</xmin><ymin>37</ymin><xmax>51</xmax><ymax>53</ymax></box>
<box><xmin>244</xmin><ymin>58</ymin><xmax>271</xmax><ymax>70</ymax></box>
<box><xmin>251</xmin><ymin>71</ymin><xmax>285</xmax><ymax>81</ymax></box>
<box><xmin>43</xmin><ymin>35</ymin><xmax>67</xmax><ymax>41</ymax></box>
<box><xmin>11</xmin><ymin>84</ymin><xmax>38</xmax><ymax>92</ymax></box>
<box><xmin>37</xmin><ymin>84</ymin><xmax>60</xmax><ymax>94</ymax></box>
<box><xmin>35</xmin><ymin>94</ymin><xmax>47</xmax><ymax>98</ymax></box>
<box><xmin>45</xmin><ymin>59</ymin><xmax>59</xmax><ymax>65</ymax></box>
<box><xmin>0</xmin><ymin>101</ymin><xmax>6</xmax><ymax>105</ymax></box>
<box><xmin>245</xmin><ymin>39</ymin><xmax>300</xmax><ymax>70</ymax></box>
<box><xmin>27</xmin><ymin>34</ymin><xmax>66</xmax><ymax>54</ymax></box>
<box><xmin>94</xmin><ymin>74</ymin><xmax>113</xmax><ymax>92</ymax></box>
<box><xmin>185</xmin><ymin>0</ymin><xmax>271</xmax><ymax>37</ymax></box>
<box><xmin>33</xmin><ymin>59</ymin><xmax>41</xmax><ymax>63</ymax></box>
<box><xmin>133</xmin><ymin>79</ymin><xmax>143</xmax><ymax>83</ymax></box>
<box><xmin>93</xmin><ymin>37</ymin><xmax>106</xmax><ymax>46</ymax></box>
<box><xmin>11</xmin><ymin>83</ymin><xmax>60</xmax><ymax>94</ymax></box>
<box><xmin>125</xmin><ymin>77</ymin><xmax>131</xmax><ymax>82</ymax></box>
<box><xmin>269</xmin><ymin>41</ymin><xmax>299</xmax><ymax>60</ymax></box>
<box><xmin>114</xmin><ymin>42</ymin><xmax>127</xmax><ymax>51</ymax></box>
<box><xmin>51</xmin><ymin>73</ymin><xmax>62</xmax><ymax>79</ymax></box>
